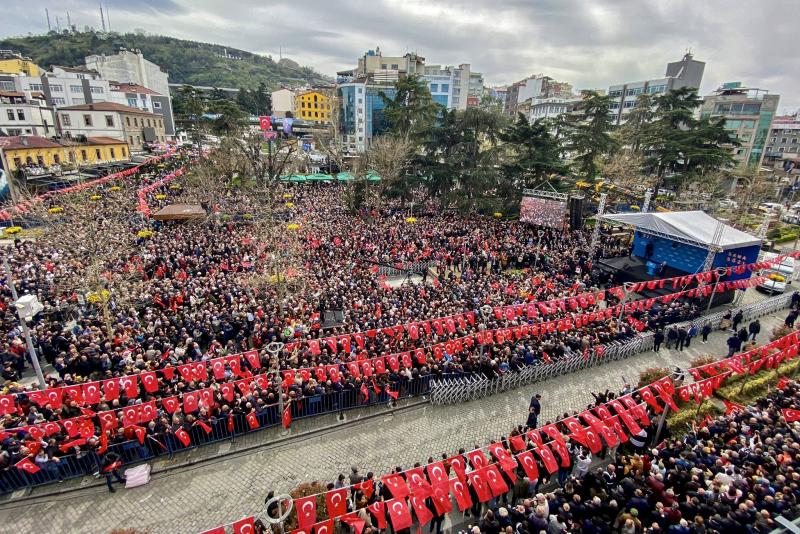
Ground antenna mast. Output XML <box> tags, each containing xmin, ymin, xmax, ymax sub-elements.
<box><xmin>45</xmin><ymin>8</ymin><xmax>52</xmax><ymax>32</ymax></box>
<box><xmin>100</xmin><ymin>3</ymin><xmax>106</xmax><ymax>32</ymax></box>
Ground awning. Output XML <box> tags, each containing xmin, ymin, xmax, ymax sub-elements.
<box><xmin>152</xmin><ymin>204</ymin><xmax>207</xmax><ymax>221</ymax></box>
<box><xmin>336</xmin><ymin>172</ymin><xmax>354</xmax><ymax>181</ymax></box>
<box><xmin>601</xmin><ymin>211</ymin><xmax>761</xmax><ymax>250</ymax></box>
<box><xmin>306</xmin><ymin>173</ymin><xmax>333</xmax><ymax>181</ymax></box>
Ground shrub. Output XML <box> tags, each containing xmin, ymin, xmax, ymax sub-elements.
<box><xmin>690</xmin><ymin>355</ymin><xmax>718</xmax><ymax>368</ymax></box>
<box><xmin>638</xmin><ymin>367</ymin><xmax>670</xmax><ymax>388</ymax></box>
<box><xmin>286</xmin><ymin>481</ymin><xmax>329</xmax><ymax>530</ymax></box>
<box><xmin>771</xmin><ymin>325</ymin><xmax>794</xmax><ymax>342</ymax></box>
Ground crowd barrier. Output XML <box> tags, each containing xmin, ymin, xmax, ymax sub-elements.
<box><xmin>0</xmin><ymin>375</ymin><xmax>433</xmax><ymax>494</ymax></box>
<box><xmin>429</xmin><ymin>292</ymin><xmax>793</xmax><ymax>405</ymax></box>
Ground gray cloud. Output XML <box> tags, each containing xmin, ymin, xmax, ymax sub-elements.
<box><xmin>2</xmin><ymin>0</ymin><xmax>798</xmax><ymax>111</ymax></box>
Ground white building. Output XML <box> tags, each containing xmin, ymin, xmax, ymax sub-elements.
<box><xmin>528</xmin><ymin>97</ymin><xmax>579</xmax><ymax>122</ymax></box>
<box><xmin>0</xmin><ymin>90</ymin><xmax>56</xmax><ymax>137</ymax></box>
<box><xmin>57</xmin><ymin>102</ymin><xmax>166</xmax><ymax>151</ymax></box>
<box><xmin>85</xmin><ymin>49</ymin><xmax>170</xmax><ymax>98</ymax></box>
<box><xmin>7</xmin><ymin>66</ymin><xmax>110</xmax><ymax>108</ymax></box>
<box><xmin>271</xmin><ymin>88</ymin><xmax>296</xmax><ymax>118</ymax></box>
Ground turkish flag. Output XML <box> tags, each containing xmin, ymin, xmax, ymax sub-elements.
<box><xmin>526</xmin><ymin>429</ymin><xmax>543</xmax><ymax>448</ymax></box>
<box><xmin>211</xmin><ymin>358</ymin><xmax>226</xmax><ymax>379</ymax></box>
<box><xmin>639</xmin><ymin>386</ymin><xmax>663</xmax><ymax>414</ymax></box>
<box><xmin>62</xmin><ymin>417</ymin><xmax>82</xmax><ymax>438</ymax></box>
<box><xmin>246</xmin><ymin>412</ymin><xmax>259</xmax><ymax>430</ymax></box>
<box><xmin>381</xmin><ymin>473</ymin><xmax>410</xmax><ymax>499</ymax></box>
<box><xmin>244</xmin><ymin>350</ymin><xmax>261</xmax><ymax>369</ymax></box>
<box><xmin>534</xmin><ymin>445</ymin><xmax>559</xmax><ymax>474</ymax></box>
<box><xmin>488</xmin><ymin>442</ymin><xmax>515</xmax><ymax>469</ymax></box>
<box><xmin>200</xmin><ymin>527</ymin><xmax>226</xmax><ymax>534</ymax></box>
<box><xmin>62</xmin><ymin>385</ymin><xmax>84</xmax><ymax>405</ymax></box>
<box><xmin>120</xmin><ymin>376</ymin><xmax>138</xmax><ymax>398</ymax></box>
<box><xmin>387</xmin><ymin>354</ymin><xmax>400</xmax><ymax>372</ymax></box>
<box><xmin>386</xmin><ymin>498</ymin><xmax>412</xmax><ymax>531</ymax></box>
<box><xmin>183</xmin><ymin>391</ymin><xmax>199</xmax><ymax>413</ymax></box>
<box><xmin>466</xmin><ymin>449</ymin><xmax>488</xmax><ymax>469</ymax></box>
<box><xmin>516</xmin><ymin>451</ymin><xmax>539</xmax><ymax>479</ymax></box>
<box><xmin>233</xmin><ymin>517</ymin><xmax>255</xmax><ymax>534</ymax></box>
<box><xmin>282</xmin><ymin>406</ymin><xmax>292</xmax><ymax>429</ymax></box>
<box><xmin>366</xmin><ymin>500</ymin><xmax>387</xmax><ymax>529</ymax></box>
<box><xmin>340</xmin><ymin>513</ymin><xmax>365</xmax><ymax>534</ymax></box>
<box><xmin>15</xmin><ymin>457</ymin><xmax>39</xmax><ymax>474</ymax></box>
<box><xmin>406</xmin><ymin>467</ymin><xmax>432</xmax><ymax>492</ymax></box>
<box><xmin>44</xmin><ymin>388</ymin><xmax>63</xmax><ymax>409</ymax></box>
<box><xmin>191</xmin><ymin>361</ymin><xmax>208</xmax><ymax>382</ymax></box>
<box><xmin>539</xmin><ymin>424</ymin><xmax>564</xmax><ymax>444</ymax></box>
<box><xmin>373</xmin><ymin>357</ymin><xmax>386</xmax><ymax>374</ymax></box>
<box><xmin>509</xmin><ymin>434</ymin><xmax>527</xmax><ymax>452</ymax></box>
<box><xmin>430</xmin><ymin>483</ymin><xmax>452</xmax><ymax>515</ymax></box>
<box><xmin>356</xmin><ymin>478</ymin><xmax>374</xmax><ymax>499</ymax></box>
<box><xmin>131</xmin><ymin>425</ymin><xmax>146</xmax><ymax>444</ymax></box>
<box><xmin>604</xmin><ymin>416</ymin><xmax>630</xmax><ymax>443</ymax></box>
<box><xmin>161</xmin><ymin>396</ymin><xmax>180</xmax><ymax>414</ymax></box>
<box><xmin>353</xmin><ymin>333</ymin><xmax>365</xmax><ymax>349</ymax></box>
<box><xmin>141</xmin><ymin>371</ymin><xmax>159</xmax><ymax>393</ymax></box>
<box><xmin>484</xmin><ymin>464</ymin><xmax>509</xmax><ymax>496</ymax></box>
<box><xmin>313</xmin><ymin>519</ymin><xmax>333</xmax><ymax>534</ymax></box>
<box><xmin>295</xmin><ymin>496</ymin><xmax>317</xmax><ymax>529</ymax></box>
<box><xmin>327</xmin><ymin>365</ymin><xmax>340</xmax><ymax>383</ymax></box>
<box><xmin>325</xmin><ymin>488</ymin><xmax>347</xmax><ymax>517</ymax></box>
<box><xmin>309</xmin><ymin>340</ymin><xmax>321</xmax><ymax>355</ymax></box>
<box><xmin>400</xmin><ymin>352</ymin><xmax>412</xmax><ymax>369</ymax></box>
<box><xmin>195</xmin><ymin>420</ymin><xmax>212</xmax><ymax>434</ymax></box>
<box><xmin>548</xmin><ymin>439</ymin><xmax>572</xmax><ymax>467</ymax></box>
<box><xmin>409</xmin><ymin>489</ymin><xmax>433</xmax><ymax>525</ymax></box>
<box><xmin>447</xmin><ymin>454</ymin><xmax>466</xmax><ymax>480</ymax></box>
<box><xmin>226</xmin><ymin>356</ymin><xmax>242</xmax><ymax>377</ymax></box>
<box><xmin>258</xmin><ymin>116</ymin><xmax>271</xmax><ymax>131</ymax></box>
<box><xmin>175</xmin><ymin>427</ymin><xmax>191</xmax><ymax>447</ymax></box>
<box><xmin>467</xmin><ymin>469</ymin><xmax>493</xmax><ymax>502</ymax></box>
<box><xmin>98</xmin><ymin>411</ymin><xmax>118</xmax><ymax>432</ymax></box>
<box><xmin>82</xmin><ymin>383</ymin><xmax>101</xmax><ymax>405</ymax></box>
<box><xmin>139</xmin><ymin>401</ymin><xmax>157</xmax><ymax>423</ymax></box>
<box><xmin>42</xmin><ymin>421</ymin><xmax>60</xmax><ymax>436</ymax></box>
<box><xmin>449</xmin><ymin>477</ymin><xmax>473</xmax><ymax>511</ymax></box>
<box><xmin>426</xmin><ymin>461</ymin><xmax>448</xmax><ymax>486</ymax></box>
<box><xmin>220</xmin><ymin>383</ymin><xmax>236</xmax><ymax>402</ymax></box>
<box><xmin>783</xmin><ymin>408</ymin><xmax>800</xmax><ymax>422</ymax></box>
<box><xmin>338</xmin><ymin>336</ymin><xmax>351</xmax><ymax>354</ymax></box>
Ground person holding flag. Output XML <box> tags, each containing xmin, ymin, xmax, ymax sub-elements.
<box><xmin>100</xmin><ymin>450</ymin><xmax>126</xmax><ymax>493</ymax></box>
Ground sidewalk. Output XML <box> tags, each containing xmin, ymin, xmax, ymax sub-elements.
<box><xmin>0</xmin><ymin>290</ymin><xmax>792</xmax><ymax>534</ymax></box>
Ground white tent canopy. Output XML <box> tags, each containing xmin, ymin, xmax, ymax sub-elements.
<box><xmin>601</xmin><ymin>211</ymin><xmax>761</xmax><ymax>250</ymax></box>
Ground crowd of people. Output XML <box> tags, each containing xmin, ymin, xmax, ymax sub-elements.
<box><xmin>0</xmin><ymin>153</ymin><xmax>738</xmax><ymax>488</ymax></box>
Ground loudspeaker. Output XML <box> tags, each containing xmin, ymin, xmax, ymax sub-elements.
<box><xmin>568</xmin><ymin>196</ymin><xmax>584</xmax><ymax>230</ymax></box>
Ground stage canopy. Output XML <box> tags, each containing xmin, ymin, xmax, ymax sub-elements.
<box><xmin>152</xmin><ymin>204</ymin><xmax>207</xmax><ymax>221</ymax></box>
<box><xmin>601</xmin><ymin>211</ymin><xmax>761</xmax><ymax>251</ymax></box>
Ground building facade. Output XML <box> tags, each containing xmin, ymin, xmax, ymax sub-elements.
<box><xmin>700</xmin><ymin>82</ymin><xmax>780</xmax><ymax>168</ymax></box>
<box><xmin>3</xmin><ymin>66</ymin><xmax>110</xmax><ymax>108</ymax></box>
<box><xmin>528</xmin><ymin>97</ymin><xmax>580</xmax><ymax>122</ymax></box>
<box><xmin>108</xmin><ymin>81</ymin><xmax>175</xmax><ymax>137</ymax></box>
<box><xmin>504</xmin><ymin>75</ymin><xmax>573</xmax><ymax>117</ymax></box>
<box><xmin>0</xmin><ymin>50</ymin><xmax>40</xmax><ymax>77</ymax></box>
<box><xmin>295</xmin><ymin>90</ymin><xmax>331</xmax><ymax>124</ymax></box>
<box><xmin>764</xmin><ymin>115</ymin><xmax>800</xmax><ymax>174</ymax></box>
<box><xmin>608</xmin><ymin>52</ymin><xmax>705</xmax><ymax>124</ymax></box>
<box><xmin>0</xmin><ymin>135</ymin><xmax>129</xmax><ymax>173</ymax></box>
<box><xmin>85</xmin><ymin>49</ymin><xmax>170</xmax><ymax>98</ymax></box>
<box><xmin>337</xmin><ymin>82</ymin><xmax>396</xmax><ymax>153</ymax></box>
<box><xmin>0</xmin><ymin>90</ymin><xmax>56</xmax><ymax>137</ymax></box>
<box><xmin>57</xmin><ymin>102</ymin><xmax>166</xmax><ymax>151</ymax></box>
<box><xmin>271</xmin><ymin>88</ymin><xmax>296</xmax><ymax>118</ymax></box>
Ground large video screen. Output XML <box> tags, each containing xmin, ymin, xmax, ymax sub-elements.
<box><xmin>520</xmin><ymin>196</ymin><xmax>567</xmax><ymax>228</ymax></box>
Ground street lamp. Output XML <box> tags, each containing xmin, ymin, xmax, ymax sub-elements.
<box><xmin>3</xmin><ymin>255</ymin><xmax>46</xmax><ymax>388</ymax></box>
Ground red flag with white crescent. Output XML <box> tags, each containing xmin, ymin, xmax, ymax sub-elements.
<box><xmin>449</xmin><ymin>477</ymin><xmax>473</xmax><ymax>511</ymax></box>
<box><xmin>367</xmin><ymin>501</ymin><xmax>387</xmax><ymax>529</ymax></box>
<box><xmin>295</xmin><ymin>495</ymin><xmax>317</xmax><ymax>530</ymax></box>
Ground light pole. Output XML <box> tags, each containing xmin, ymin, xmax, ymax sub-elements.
<box><xmin>3</xmin><ymin>255</ymin><xmax>46</xmax><ymax>388</ymax></box>
<box><xmin>532</xmin><ymin>229</ymin><xmax>545</xmax><ymax>271</ymax></box>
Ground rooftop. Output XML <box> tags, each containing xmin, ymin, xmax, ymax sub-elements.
<box><xmin>0</xmin><ymin>136</ymin><xmax>63</xmax><ymax>150</ymax></box>
<box><xmin>109</xmin><ymin>82</ymin><xmax>161</xmax><ymax>96</ymax></box>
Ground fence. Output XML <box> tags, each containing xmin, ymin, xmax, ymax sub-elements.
<box><xmin>0</xmin><ymin>375</ymin><xmax>433</xmax><ymax>494</ymax></box>
<box><xmin>429</xmin><ymin>292</ymin><xmax>793</xmax><ymax>405</ymax></box>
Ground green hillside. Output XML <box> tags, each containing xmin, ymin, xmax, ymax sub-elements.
<box><xmin>0</xmin><ymin>30</ymin><xmax>330</xmax><ymax>91</ymax></box>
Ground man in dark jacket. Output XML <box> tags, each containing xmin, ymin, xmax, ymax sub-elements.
<box><xmin>101</xmin><ymin>450</ymin><xmax>126</xmax><ymax>492</ymax></box>
<box><xmin>748</xmin><ymin>319</ymin><xmax>761</xmax><ymax>340</ymax></box>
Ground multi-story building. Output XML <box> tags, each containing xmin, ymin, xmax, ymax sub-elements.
<box><xmin>85</xmin><ymin>49</ymin><xmax>170</xmax><ymax>98</ymax></box>
<box><xmin>504</xmin><ymin>74</ymin><xmax>572</xmax><ymax>116</ymax></box>
<box><xmin>700</xmin><ymin>82</ymin><xmax>780</xmax><ymax>168</ymax></box>
<box><xmin>528</xmin><ymin>97</ymin><xmax>581</xmax><ymax>122</ymax></box>
<box><xmin>337</xmin><ymin>81</ymin><xmax>396</xmax><ymax>153</ymax></box>
<box><xmin>56</xmin><ymin>102</ymin><xmax>166</xmax><ymax>151</ymax></box>
<box><xmin>1</xmin><ymin>65</ymin><xmax>110</xmax><ymax>108</ymax></box>
<box><xmin>337</xmin><ymin>48</ymin><xmax>426</xmax><ymax>84</ymax></box>
<box><xmin>468</xmin><ymin>71</ymin><xmax>484</xmax><ymax>107</ymax></box>
<box><xmin>486</xmin><ymin>86</ymin><xmax>508</xmax><ymax>108</ymax></box>
<box><xmin>0</xmin><ymin>90</ymin><xmax>56</xmax><ymax>137</ymax></box>
<box><xmin>608</xmin><ymin>53</ymin><xmax>705</xmax><ymax>125</ymax></box>
<box><xmin>422</xmin><ymin>65</ymin><xmax>455</xmax><ymax>109</ymax></box>
<box><xmin>108</xmin><ymin>81</ymin><xmax>175</xmax><ymax>137</ymax></box>
<box><xmin>0</xmin><ymin>50</ymin><xmax>40</xmax><ymax>77</ymax></box>
<box><xmin>271</xmin><ymin>88</ymin><xmax>296</xmax><ymax>118</ymax></box>
<box><xmin>295</xmin><ymin>90</ymin><xmax>332</xmax><ymax>124</ymax></box>
<box><xmin>764</xmin><ymin>115</ymin><xmax>800</xmax><ymax>174</ymax></box>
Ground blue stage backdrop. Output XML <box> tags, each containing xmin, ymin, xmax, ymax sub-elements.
<box><xmin>632</xmin><ymin>231</ymin><xmax>760</xmax><ymax>281</ymax></box>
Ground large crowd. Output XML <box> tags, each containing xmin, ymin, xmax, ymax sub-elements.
<box><xmin>0</xmin><ymin>153</ymin><xmax>720</xmax><ymax>487</ymax></box>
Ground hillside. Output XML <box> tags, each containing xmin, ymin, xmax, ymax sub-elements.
<box><xmin>0</xmin><ymin>31</ymin><xmax>331</xmax><ymax>91</ymax></box>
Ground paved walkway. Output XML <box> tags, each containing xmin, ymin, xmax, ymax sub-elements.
<box><xmin>0</xmin><ymin>290</ymin><xmax>791</xmax><ymax>534</ymax></box>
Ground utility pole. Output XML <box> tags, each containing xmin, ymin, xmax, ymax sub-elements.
<box><xmin>3</xmin><ymin>255</ymin><xmax>46</xmax><ymax>389</ymax></box>
<box><xmin>46</xmin><ymin>8</ymin><xmax>52</xmax><ymax>32</ymax></box>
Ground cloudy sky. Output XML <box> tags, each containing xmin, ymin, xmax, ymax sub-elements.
<box><xmin>3</xmin><ymin>0</ymin><xmax>799</xmax><ymax>111</ymax></box>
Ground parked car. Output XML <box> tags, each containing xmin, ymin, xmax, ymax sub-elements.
<box><xmin>718</xmin><ymin>199</ymin><xmax>739</xmax><ymax>209</ymax></box>
<box><xmin>757</xmin><ymin>252</ymin><xmax>796</xmax><ymax>294</ymax></box>
<box><xmin>759</xmin><ymin>202</ymin><xmax>784</xmax><ymax>213</ymax></box>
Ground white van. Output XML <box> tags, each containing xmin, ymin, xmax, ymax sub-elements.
<box><xmin>758</xmin><ymin>252</ymin><xmax>796</xmax><ymax>293</ymax></box>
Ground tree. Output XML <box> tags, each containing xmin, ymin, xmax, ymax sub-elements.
<box><xmin>253</xmin><ymin>82</ymin><xmax>271</xmax><ymax>115</ymax></box>
<box><xmin>360</xmin><ymin>135</ymin><xmax>414</xmax><ymax>207</ymax></box>
<box><xmin>208</xmin><ymin>99</ymin><xmax>245</xmax><ymax>136</ymax></box>
<box><xmin>380</xmin><ymin>75</ymin><xmax>441</xmax><ymax>139</ymax></box>
<box><xmin>235</xmin><ymin>132</ymin><xmax>301</xmax><ymax>195</ymax></box>
<box><xmin>236</xmin><ymin>87</ymin><xmax>255</xmax><ymax>114</ymax></box>
<box><xmin>563</xmin><ymin>91</ymin><xmax>618</xmax><ymax>180</ymax></box>
<box><xmin>600</xmin><ymin>150</ymin><xmax>653</xmax><ymax>192</ymax></box>
<box><xmin>500</xmin><ymin>113</ymin><xmax>567</xmax><ymax>187</ymax></box>
<box><xmin>617</xmin><ymin>93</ymin><xmax>654</xmax><ymax>154</ymax></box>
<box><xmin>177</xmin><ymin>85</ymin><xmax>207</xmax><ymax>148</ymax></box>
<box><xmin>209</xmin><ymin>87</ymin><xmax>227</xmax><ymax>102</ymax></box>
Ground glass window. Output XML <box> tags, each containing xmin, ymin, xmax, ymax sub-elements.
<box><xmin>52</xmin><ymin>97</ymin><xmax>66</xmax><ymax>105</ymax></box>
<box><xmin>110</xmin><ymin>148</ymin><xmax>115</xmax><ymax>158</ymax></box>
<box><xmin>96</xmin><ymin>148</ymin><xmax>102</xmax><ymax>159</ymax></box>
<box><xmin>29</xmin><ymin>83</ymin><xmax>43</xmax><ymax>91</ymax></box>
<box><xmin>609</xmin><ymin>102</ymin><xmax>620</xmax><ymax>110</ymax></box>
<box><xmin>134</xmin><ymin>118</ymin><xmax>138</xmax><ymax>127</ymax></box>
<box><xmin>70</xmin><ymin>85</ymin><xmax>83</xmax><ymax>93</ymax></box>
<box><xmin>61</xmin><ymin>114</ymin><xmax>71</xmax><ymax>126</ymax></box>
<box><xmin>0</xmin><ymin>81</ymin><xmax>14</xmax><ymax>91</ymax></box>
<box><xmin>126</xmin><ymin>117</ymin><xmax>131</xmax><ymax>126</ymax></box>
<box><xmin>105</xmin><ymin>115</ymin><xmax>114</xmax><ymax>127</ymax></box>
<box><xmin>440</xmin><ymin>84</ymin><xmax>449</xmax><ymax>93</ymax></box>
<box><xmin>83</xmin><ymin>114</ymin><xmax>92</xmax><ymax>126</ymax></box>
<box><xmin>13</xmin><ymin>157</ymin><xmax>21</xmax><ymax>167</ymax></box>
<box><xmin>623</xmin><ymin>101</ymin><xmax>636</xmax><ymax>108</ymax></box>
<box><xmin>90</xmin><ymin>86</ymin><xmax>104</xmax><ymax>94</ymax></box>
<box><xmin>381</xmin><ymin>64</ymin><xmax>387</xmax><ymax>69</ymax></box>
<box><xmin>37</xmin><ymin>156</ymin><xmax>45</xmax><ymax>166</ymax></box>
<box><xmin>16</xmin><ymin>109</ymin><xmax>24</xmax><ymax>120</ymax></box>
<box><xmin>81</xmin><ymin>149</ymin><xmax>87</xmax><ymax>161</ymax></box>
<box><xmin>49</xmin><ymin>84</ymin><xmax>63</xmax><ymax>92</ymax></box>
<box><xmin>609</xmin><ymin>90</ymin><xmax>622</xmax><ymax>97</ymax></box>
<box><xmin>391</xmin><ymin>64</ymin><xmax>398</xmax><ymax>70</ymax></box>
<box><xmin>6</xmin><ymin>110</ymin><xmax>13</xmax><ymax>120</ymax></box>
<box><xmin>128</xmin><ymin>98</ymin><xmax>138</xmax><ymax>107</ymax></box>
<box><xmin>53</xmin><ymin>154</ymin><xmax>60</xmax><ymax>164</ymax></box>
<box><xmin>153</xmin><ymin>101</ymin><xmax>161</xmax><ymax>109</ymax></box>
<box><xmin>122</xmin><ymin>147</ymin><xmax>126</xmax><ymax>157</ymax></box>
<box><xmin>430</xmin><ymin>84</ymin><xmax>438</xmax><ymax>92</ymax></box>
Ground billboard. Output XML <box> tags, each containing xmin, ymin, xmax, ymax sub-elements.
<box><xmin>520</xmin><ymin>196</ymin><xmax>567</xmax><ymax>228</ymax></box>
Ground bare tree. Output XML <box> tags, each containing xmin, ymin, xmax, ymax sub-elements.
<box><xmin>360</xmin><ymin>135</ymin><xmax>413</xmax><ymax>209</ymax></box>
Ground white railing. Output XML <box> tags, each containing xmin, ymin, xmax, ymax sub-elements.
<box><xmin>429</xmin><ymin>292</ymin><xmax>793</xmax><ymax>405</ymax></box>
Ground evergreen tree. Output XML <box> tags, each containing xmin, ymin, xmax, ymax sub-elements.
<box><xmin>253</xmin><ymin>82</ymin><xmax>271</xmax><ymax>115</ymax></box>
<box><xmin>380</xmin><ymin>75</ymin><xmax>441</xmax><ymax>138</ymax></box>
<box><xmin>563</xmin><ymin>91</ymin><xmax>618</xmax><ymax>180</ymax></box>
<box><xmin>617</xmin><ymin>92</ymin><xmax>654</xmax><ymax>154</ymax></box>
<box><xmin>236</xmin><ymin>87</ymin><xmax>256</xmax><ymax>115</ymax></box>
<box><xmin>499</xmin><ymin>113</ymin><xmax>567</xmax><ymax>187</ymax></box>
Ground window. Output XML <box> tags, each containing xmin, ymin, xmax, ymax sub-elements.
<box><xmin>625</xmin><ymin>87</ymin><xmax>643</xmax><ymax>96</ymax></box>
<box><xmin>68</xmin><ymin>151</ymin><xmax>75</xmax><ymax>163</ymax></box>
<box><xmin>430</xmin><ymin>84</ymin><xmax>438</xmax><ymax>92</ymax></box>
<box><xmin>6</xmin><ymin>110</ymin><xmax>14</xmax><ymax>121</ymax></box>
<box><xmin>83</xmin><ymin>114</ymin><xmax>92</xmax><ymax>127</ymax></box>
<box><xmin>49</xmin><ymin>84</ymin><xmax>63</xmax><ymax>92</ymax></box>
<box><xmin>16</xmin><ymin>109</ymin><xmax>24</xmax><ymax>120</ymax></box>
<box><xmin>0</xmin><ymin>81</ymin><xmax>14</xmax><ymax>91</ymax></box>
<box><xmin>609</xmin><ymin>102</ymin><xmax>620</xmax><ymax>110</ymax></box>
<box><xmin>61</xmin><ymin>114</ymin><xmax>71</xmax><ymax>126</ymax></box>
<box><xmin>153</xmin><ymin>101</ymin><xmax>161</xmax><ymax>110</ymax></box>
<box><xmin>53</xmin><ymin>154</ymin><xmax>60</xmax><ymax>164</ymax></box>
<box><xmin>71</xmin><ymin>98</ymin><xmax>84</xmax><ymax>105</ymax></box>
<box><xmin>793</xmin><ymin>138</ymin><xmax>798</xmax><ymax>144</ymax></box>
<box><xmin>440</xmin><ymin>84</ymin><xmax>449</xmax><ymax>93</ymax></box>
<box><xmin>12</xmin><ymin>157</ymin><xmax>21</xmax><ymax>167</ymax></box>
<box><xmin>158</xmin><ymin>119</ymin><xmax>162</xmax><ymax>128</ymax></box>
<box><xmin>623</xmin><ymin>100</ymin><xmax>636</xmax><ymax>108</ymax></box>
<box><xmin>90</xmin><ymin>86</ymin><xmax>104</xmax><ymax>94</ymax></box>
<box><xmin>105</xmin><ymin>115</ymin><xmax>114</xmax><ymax>127</ymax></box>
<box><xmin>122</xmin><ymin>147</ymin><xmax>126</xmax><ymax>157</ymax></box>
<box><xmin>29</xmin><ymin>83</ymin><xmax>43</xmax><ymax>91</ymax></box>
<box><xmin>146</xmin><ymin>119</ymin><xmax>151</xmax><ymax>127</ymax></box>
<box><xmin>81</xmin><ymin>149</ymin><xmax>87</xmax><ymax>161</ymax></box>
<box><xmin>110</xmin><ymin>148</ymin><xmax>116</xmax><ymax>158</ymax></box>
<box><xmin>391</xmin><ymin>64</ymin><xmax>398</xmax><ymax>70</ymax></box>
<box><xmin>608</xmin><ymin>90</ymin><xmax>622</xmax><ymax>97</ymax></box>
<box><xmin>128</xmin><ymin>98</ymin><xmax>138</xmax><ymax>107</ymax></box>
<box><xmin>381</xmin><ymin>64</ymin><xmax>387</xmax><ymax>69</ymax></box>
<box><xmin>315</xmin><ymin>112</ymin><xmax>319</xmax><ymax>118</ymax></box>
<box><xmin>52</xmin><ymin>97</ymin><xmax>66</xmax><ymax>105</ymax></box>
<box><xmin>647</xmin><ymin>85</ymin><xmax>666</xmax><ymax>94</ymax></box>
<box><xmin>37</xmin><ymin>156</ymin><xmax>44</xmax><ymax>166</ymax></box>
<box><xmin>782</xmin><ymin>137</ymin><xmax>788</xmax><ymax>143</ymax></box>
<box><xmin>95</xmin><ymin>149</ymin><xmax>102</xmax><ymax>159</ymax></box>
<box><xmin>70</xmin><ymin>85</ymin><xmax>83</xmax><ymax>93</ymax></box>
<box><xmin>126</xmin><ymin>117</ymin><xmax>131</xmax><ymax>127</ymax></box>
<box><xmin>25</xmin><ymin>156</ymin><xmax>33</xmax><ymax>165</ymax></box>
<box><xmin>134</xmin><ymin>118</ymin><xmax>138</xmax><ymax>127</ymax></box>
<box><xmin>77</xmin><ymin>74</ymin><xmax>85</xmax><ymax>80</ymax></box>
<box><xmin>136</xmin><ymin>135</ymin><xmax>140</xmax><ymax>145</ymax></box>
